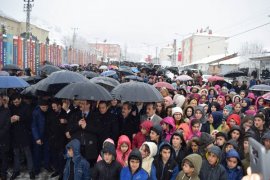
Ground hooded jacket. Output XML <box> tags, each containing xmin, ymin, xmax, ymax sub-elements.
<box><xmin>224</xmin><ymin>149</ymin><xmax>243</xmax><ymax>180</ymax></box>
<box><xmin>132</xmin><ymin>120</ymin><xmax>153</xmax><ymax>149</ymax></box>
<box><xmin>176</xmin><ymin>154</ymin><xmax>202</xmax><ymax>180</ymax></box>
<box><xmin>97</xmin><ymin>138</ymin><xmax>115</xmax><ymax>162</ymax></box>
<box><xmin>194</xmin><ymin>106</ymin><xmax>207</xmax><ymax>124</ymax></box>
<box><xmin>150</xmin><ymin>142</ymin><xmax>179</xmax><ymax>180</ymax></box>
<box><xmin>92</xmin><ymin>143</ymin><xmax>122</xmax><ymax>180</ymax></box>
<box><xmin>255</xmin><ymin>96</ymin><xmax>264</xmax><ymax>111</ymax></box>
<box><xmin>140</xmin><ymin>141</ymin><xmax>157</xmax><ymax>175</ymax></box>
<box><xmin>116</xmin><ymin>135</ymin><xmax>132</xmax><ymax>167</ymax></box>
<box><xmin>120</xmin><ymin>149</ymin><xmax>149</xmax><ymax>180</ymax></box>
<box><xmin>199</xmin><ymin>145</ymin><xmax>227</xmax><ymax>180</ymax></box>
<box><xmin>63</xmin><ymin>139</ymin><xmax>90</xmax><ymax>180</ymax></box>
<box><xmin>160</xmin><ymin>117</ymin><xmax>176</xmax><ymax>142</ymax></box>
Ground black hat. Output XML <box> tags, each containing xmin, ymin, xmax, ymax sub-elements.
<box><xmin>216</xmin><ymin>132</ymin><xmax>228</xmax><ymax>141</ymax></box>
<box><xmin>151</xmin><ymin>124</ymin><xmax>163</xmax><ymax>136</ymax></box>
<box><xmin>38</xmin><ymin>99</ymin><xmax>49</xmax><ymax>106</ymax></box>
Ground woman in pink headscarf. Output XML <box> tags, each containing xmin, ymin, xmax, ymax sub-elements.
<box><xmin>164</xmin><ymin>96</ymin><xmax>173</xmax><ymax>108</ymax></box>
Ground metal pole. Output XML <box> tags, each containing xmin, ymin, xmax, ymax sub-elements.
<box><xmin>23</xmin><ymin>0</ymin><xmax>34</xmax><ymax>39</ymax></box>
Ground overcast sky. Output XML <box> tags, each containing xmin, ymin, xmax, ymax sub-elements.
<box><xmin>1</xmin><ymin>0</ymin><xmax>270</xmax><ymax>56</ymax></box>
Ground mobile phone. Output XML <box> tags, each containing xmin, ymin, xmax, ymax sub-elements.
<box><xmin>248</xmin><ymin>137</ymin><xmax>270</xmax><ymax>180</ymax></box>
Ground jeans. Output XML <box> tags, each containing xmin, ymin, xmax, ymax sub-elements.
<box><xmin>13</xmin><ymin>146</ymin><xmax>34</xmax><ymax>172</ymax></box>
<box><xmin>33</xmin><ymin>140</ymin><xmax>50</xmax><ymax>173</ymax></box>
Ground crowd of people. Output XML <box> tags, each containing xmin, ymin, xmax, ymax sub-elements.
<box><xmin>0</xmin><ymin>64</ymin><xmax>270</xmax><ymax>180</ymax></box>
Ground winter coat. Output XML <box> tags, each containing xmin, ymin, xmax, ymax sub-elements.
<box><xmin>120</xmin><ymin>149</ymin><xmax>149</xmax><ymax>180</ymax></box>
<box><xmin>116</xmin><ymin>135</ymin><xmax>132</xmax><ymax>167</ymax></box>
<box><xmin>187</xmin><ymin>119</ymin><xmax>202</xmax><ymax>141</ymax></box>
<box><xmin>150</xmin><ymin>142</ymin><xmax>179</xmax><ymax>180</ymax></box>
<box><xmin>170</xmin><ymin>131</ymin><xmax>188</xmax><ymax>170</ymax></box>
<box><xmin>247</xmin><ymin>126</ymin><xmax>270</xmax><ymax>144</ymax></box>
<box><xmin>92</xmin><ymin>143</ymin><xmax>122</xmax><ymax>180</ymax></box>
<box><xmin>255</xmin><ymin>96</ymin><xmax>264</xmax><ymax>111</ymax></box>
<box><xmin>0</xmin><ymin>106</ymin><xmax>10</xmax><ymax>146</ymax></box>
<box><xmin>140</xmin><ymin>141</ymin><xmax>157</xmax><ymax>175</ymax></box>
<box><xmin>199</xmin><ymin>146</ymin><xmax>227</xmax><ymax>180</ymax></box>
<box><xmin>224</xmin><ymin>149</ymin><xmax>243</xmax><ymax>180</ymax></box>
<box><xmin>132</xmin><ymin>121</ymin><xmax>153</xmax><ymax>149</ymax></box>
<box><xmin>160</xmin><ymin>117</ymin><xmax>176</xmax><ymax>142</ymax></box>
<box><xmin>67</xmin><ymin>110</ymin><xmax>102</xmax><ymax>160</ymax></box>
<box><xmin>93</xmin><ymin>111</ymin><xmax>119</xmax><ymax>146</ymax></box>
<box><xmin>47</xmin><ymin>109</ymin><xmax>67</xmax><ymax>151</ymax></box>
<box><xmin>201</xmin><ymin>111</ymin><xmax>223</xmax><ymax>134</ymax></box>
<box><xmin>96</xmin><ymin>138</ymin><xmax>115</xmax><ymax>162</ymax></box>
<box><xmin>119</xmin><ymin>113</ymin><xmax>140</xmax><ymax>142</ymax></box>
<box><xmin>10</xmin><ymin>103</ymin><xmax>32</xmax><ymax>148</ymax></box>
<box><xmin>176</xmin><ymin>154</ymin><xmax>202</xmax><ymax>180</ymax></box>
<box><xmin>32</xmin><ymin>106</ymin><xmax>49</xmax><ymax>142</ymax></box>
<box><xmin>63</xmin><ymin>139</ymin><xmax>90</xmax><ymax>180</ymax></box>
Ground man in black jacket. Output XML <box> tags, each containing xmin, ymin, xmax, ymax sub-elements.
<box><xmin>9</xmin><ymin>94</ymin><xmax>35</xmax><ymax>179</ymax></box>
<box><xmin>95</xmin><ymin>101</ymin><xmax>119</xmax><ymax>147</ymax></box>
<box><xmin>0</xmin><ymin>95</ymin><xmax>10</xmax><ymax>180</ymax></box>
<box><xmin>48</xmin><ymin>99</ymin><xmax>68</xmax><ymax>179</ymax></box>
<box><xmin>92</xmin><ymin>143</ymin><xmax>122</xmax><ymax>180</ymax></box>
<box><xmin>67</xmin><ymin>100</ymin><xmax>102</xmax><ymax>167</ymax></box>
<box><xmin>118</xmin><ymin>102</ymin><xmax>140</xmax><ymax>142</ymax></box>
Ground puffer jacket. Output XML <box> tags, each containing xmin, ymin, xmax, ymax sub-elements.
<box><xmin>116</xmin><ymin>135</ymin><xmax>132</xmax><ymax>167</ymax></box>
<box><xmin>63</xmin><ymin>139</ymin><xmax>90</xmax><ymax>180</ymax></box>
<box><xmin>140</xmin><ymin>141</ymin><xmax>157</xmax><ymax>175</ymax></box>
<box><xmin>92</xmin><ymin>143</ymin><xmax>122</xmax><ymax>180</ymax></box>
<box><xmin>224</xmin><ymin>149</ymin><xmax>243</xmax><ymax>180</ymax></box>
<box><xmin>120</xmin><ymin>149</ymin><xmax>149</xmax><ymax>180</ymax></box>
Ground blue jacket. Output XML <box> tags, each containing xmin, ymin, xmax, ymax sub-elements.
<box><xmin>32</xmin><ymin>106</ymin><xmax>47</xmax><ymax>141</ymax></box>
<box><xmin>120</xmin><ymin>167</ymin><xmax>148</xmax><ymax>180</ymax></box>
<box><xmin>225</xmin><ymin>149</ymin><xmax>243</xmax><ymax>180</ymax></box>
<box><xmin>63</xmin><ymin>139</ymin><xmax>90</xmax><ymax>180</ymax></box>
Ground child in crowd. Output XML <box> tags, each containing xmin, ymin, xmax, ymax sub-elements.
<box><xmin>176</xmin><ymin>154</ymin><xmax>202</xmax><ymax>180</ymax></box>
<box><xmin>116</xmin><ymin>135</ymin><xmax>132</xmax><ymax>167</ymax></box>
<box><xmin>120</xmin><ymin>149</ymin><xmax>149</xmax><ymax>180</ymax></box>
<box><xmin>160</xmin><ymin>117</ymin><xmax>176</xmax><ymax>142</ymax></box>
<box><xmin>132</xmin><ymin>121</ymin><xmax>153</xmax><ymax>149</ymax></box>
<box><xmin>224</xmin><ymin>149</ymin><xmax>243</xmax><ymax>180</ymax></box>
<box><xmin>139</xmin><ymin>141</ymin><xmax>157</xmax><ymax>175</ymax></box>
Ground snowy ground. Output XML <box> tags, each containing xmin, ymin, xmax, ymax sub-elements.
<box><xmin>6</xmin><ymin>168</ymin><xmax>58</xmax><ymax>180</ymax></box>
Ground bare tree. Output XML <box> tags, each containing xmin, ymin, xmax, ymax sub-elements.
<box><xmin>240</xmin><ymin>42</ymin><xmax>264</xmax><ymax>55</ymax></box>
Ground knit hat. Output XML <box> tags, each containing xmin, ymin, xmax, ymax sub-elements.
<box><xmin>224</xmin><ymin>105</ymin><xmax>233</xmax><ymax>114</ymax></box>
<box><xmin>102</xmin><ymin>143</ymin><xmax>116</xmax><ymax>160</ymax></box>
<box><xmin>150</xmin><ymin>124</ymin><xmax>163</xmax><ymax>136</ymax></box>
<box><xmin>172</xmin><ymin>107</ymin><xmax>183</xmax><ymax>116</ymax></box>
<box><xmin>225</xmin><ymin>139</ymin><xmax>238</xmax><ymax>149</ymax></box>
<box><xmin>173</xmin><ymin>94</ymin><xmax>186</xmax><ymax>108</ymax></box>
<box><xmin>208</xmin><ymin>145</ymin><xmax>222</xmax><ymax>158</ymax></box>
<box><xmin>199</xmin><ymin>132</ymin><xmax>215</xmax><ymax>149</ymax></box>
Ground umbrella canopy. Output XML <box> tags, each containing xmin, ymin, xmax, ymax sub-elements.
<box><xmin>90</xmin><ymin>76</ymin><xmax>120</xmax><ymax>91</ymax></box>
<box><xmin>124</xmin><ymin>75</ymin><xmax>143</xmax><ymax>82</ymax></box>
<box><xmin>21</xmin><ymin>84</ymin><xmax>37</xmax><ymax>96</ymax></box>
<box><xmin>262</xmin><ymin>92</ymin><xmax>270</xmax><ymax>100</ymax></box>
<box><xmin>176</xmin><ymin>75</ymin><xmax>193</xmax><ymax>81</ymax></box>
<box><xmin>0</xmin><ymin>76</ymin><xmax>30</xmax><ymax>88</ymax></box>
<box><xmin>2</xmin><ymin>64</ymin><xmax>22</xmax><ymax>71</ymax></box>
<box><xmin>249</xmin><ymin>84</ymin><xmax>270</xmax><ymax>92</ymax></box>
<box><xmin>223</xmin><ymin>70</ymin><xmax>246</xmax><ymax>78</ymax></box>
<box><xmin>0</xmin><ymin>71</ymin><xmax>9</xmax><ymax>76</ymax></box>
<box><xmin>99</xmin><ymin>65</ymin><xmax>108</xmax><ymax>70</ymax></box>
<box><xmin>80</xmin><ymin>71</ymin><xmax>99</xmax><ymax>79</ymax></box>
<box><xmin>131</xmin><ymin>67</ymin><xmax>140</xmax><ymax>73</ymax></box>
<box><xmin>40</xmin><ymin>65</ymin><xmax>61</xmax><ymax>76</ymax></box>
<box><xmin>111</xmin><ymin>81</ymin><xmax>163</xmax><ymax>102</ymax></box>
<box><xmin>36</xmin><ymin>70</ymin><xmax>88</xmax><ymax>92</ymax></box>
<box><xmin>154</xmin><ymin>82</ymin><xmax>175</xmax><ymax>90</ymax></box>
<box><xmin>55</xmin><ymin>82</ymin><xmax>112</xmax><ymax>101</ymax></box>
<box><xmin>118</xmin><ymin>68</ymin><xmax>134</xmax><ymax>76</ymax></box>
<box><xmin>100</xmin><ymin>70</ymin><xmax>117</xmax><ymax>77</ymax></box>
<box><xmin>207</xmin><ymin>75</ymin><xmax>224</xmax><ymax>82</ymax></box>
<box><xmin>109</xmin><ymin>65</ymin><xmax>118</xmax><ymax>70</ymax></box>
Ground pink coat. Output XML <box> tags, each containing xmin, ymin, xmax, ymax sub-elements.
<box><xmin>116</xmin><ymin>135</ymin><xmax>132</xmax><ymax>167</ymax></box>
<box><xmin>160</xmin><ymin>117</ymin><xmax>176</xmax><ymax>142</ymax></box>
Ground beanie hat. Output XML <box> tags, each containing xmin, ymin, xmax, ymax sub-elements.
<box><xmin>173</xmin><ymin>94</ymin><xmax>186</xmax><ymax>108</ymax></box>
<box><xmin>208</xmin><ymin>145</ymin><xmax>222</xmax><ymax>158</ymax></box>
<box><xmin>172</xmin><ymin>107</ymin><xmax>183</xmax><ymax>116</ymax></box>
<box><xmin>224</xmin><ymin>105</ymin><xmax>233</xmax><ymax>114</ymax></box>
<box><xmin>151</xmin><ymin>124</ymin><xmax>163</xmax><ymax>136</ymax></box>
<box><xmin>199</xmin><ymin>132</ymin><xmax>215</xmax><ymax>148</ymax></box>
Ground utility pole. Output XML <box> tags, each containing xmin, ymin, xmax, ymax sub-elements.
<box><xmin>155</xmin><ymin>47</ymin><xmax>158</xmax><ymax>64</ymax></box>
<box><xmin>72</xmin><ymin>27</ymin><xmax>78</xmax><ymax>49</ymax></box>
<box><xmin>23</xmin><ymin>0</ymin><xmax>34</xmax><ymax>39</ymax></box>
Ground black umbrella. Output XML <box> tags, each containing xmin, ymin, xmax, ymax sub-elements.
<box><xmin>21</xmin><ymin>84</ymin><xmax>37</xmax><ymax>96</ymax></box>
<box><xmin>36</xmin><ymin>70</ymin><xmax>88</xmax><ymax>93</ymax></box>
<box><xmin>249</xmin><ymin>84</ymin><xmax>270</xmax><ymax>92</ymax></box>
<box><xmin>90</xmin><ymin>77</ymin><xmax>120</xmax><ymax>91</ymax></box>
<box><xmin>55</xmin><ymin>82</ymin><xmax>112</xmax><ymax>101</ymax></box>
<box><xmin>2</xmin><ymin>64</ymin><xmax>22</xmax><ymax>71</ymax></box>
<box><xmin>40</xmin><ymin>65</ymin><xmax>61</xmax><ymax>76</ymax></box>
<box><xmin>223</xmin><ymin>70</ymin><xmax>246</xmax><ymax>78</ymax></box>
<box><xmin>124</xmin><ymin>75</ymin><xmax>144</xmax><ymax>82</ymax></box>
<box><xmin>118</xmin><ymin>68</ymin><xmax>134</xmax><ymax>76</ymax></box>
<box><xmin>80</xmin><ymin>71</ymin><xmax>99</xmax><ymax>79</ymax></box>
<box><xmin>111</xmin><ymin>81</ymin><xmax>163</xmax><ymax>102</ymax></box>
